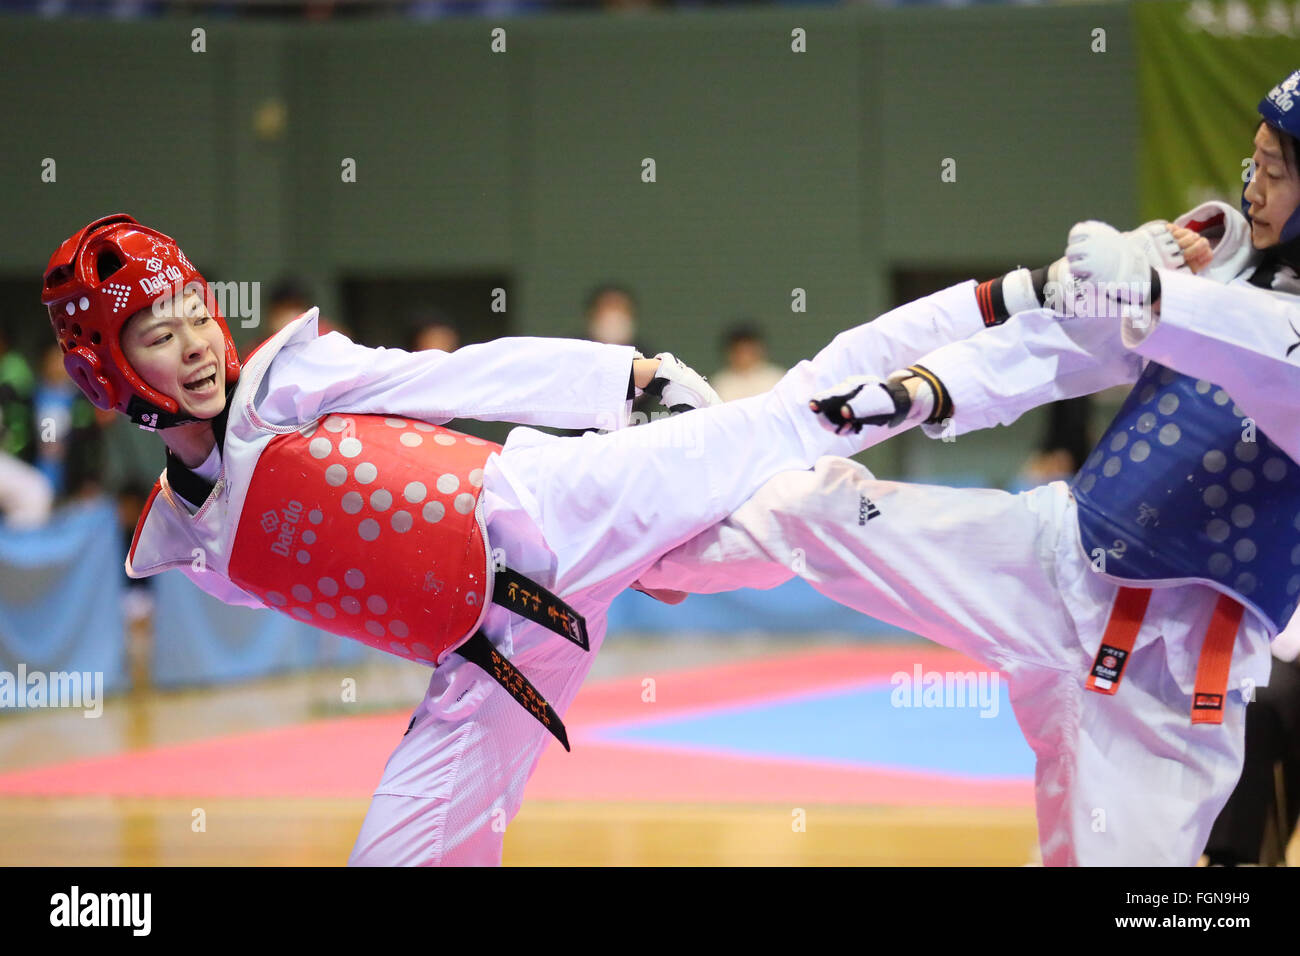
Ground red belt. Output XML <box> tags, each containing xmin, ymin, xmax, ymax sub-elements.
<box><xmin>1086</xmin><ymin>586</ymin><xmax>1243</xmax><ymax>725</ymax></box>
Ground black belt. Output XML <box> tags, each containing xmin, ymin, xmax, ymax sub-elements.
<box><xmin>450</xmin><ymin>567</ymin><xmax>590</xmax><ymax>752</ymax></box>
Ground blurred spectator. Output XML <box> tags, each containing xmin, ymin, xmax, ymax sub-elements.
<box><xmin>711</xmin><ymin>321</ymin><xmax>785</xmax><ymax>401</ymax></box>
<box><xmin>408</xmin><ymin>0</ymin><xmax>552</xmax><ymax>18</ymax></box>
<box><xmin>1011</xmin><ymin>396</ymin><xmax>1094</xmax><ymax>489</ymax></box>
<box><xmin>0</xmin><ymin>449</ymin><xmax>53</xmax><ymax>530</ymax></box>
<box><xmin>32</xmin><ymin>344</ymin><xmax>103</xmax><ymax>501</ymax></box>
<box><xmin>584</xmin><ymin>283</ymin><xmax>651</xmax><ymax>353</ymax></box>
<box><xmin>0</xmin><ymin>326</ymin><xmax>37</xmax><ymax>464</ymax></box>
<box><xmin>117</xmin><ymin>477</ymin><xmax>157</xmax><ymax>626</ymax></box>
<box><xmin>1203</xmin><ymin>650</ymin><xmax>1300</xmax><ymax>865</ymax></box>
<box><xmin>582</xmin><ymin>282</ymin><xmax>665</xmax><ymax>426</ymax></box>
<box><xmin>409</xmin><ymin>313</ymin><xmax>461</xmax><ymax>353</ymax></box>
<box><xmin>265</xmin><ymin>278</ymin><xmax>315</xmax><ymax>337</ymax></box>
<box><xmin>99</xmin><ymin>411</ymin><xmax>168</xmax><ymax>497</ymax></box>
<box><xmin>259</xmin><ymin>277</ymin><xmax>345</xmax><ymax>346</ymax></box>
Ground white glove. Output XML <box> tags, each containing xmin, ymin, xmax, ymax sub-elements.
<box><xmin>1063</xmin><ymin>220</ymin><xmax>1157</xmax><ymax>319</ymax></box>
<box><xmin>1124</xmin><ymin>220</ymin><xmax>1188</xmax><ymax>273</ymax></box>
<box><xmin>643</xmin><ymin>352</ymin><xmax>722</xmax><ymax>412</ymax></box>
<box><xmin>809</xmin><ymin>374</ymin><xmax>910</xmax><ymax>435</ymax></box>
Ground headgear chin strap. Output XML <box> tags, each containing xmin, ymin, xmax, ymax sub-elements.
<box><xmin>1243</xmin><ymin>69</ymin><xmax>1300</xmax><ymax>244</ymax></box>
<box><xmin>124</xmin><ymin>394</ymin><xmax>216</xmax><ymax>430</ymax></box>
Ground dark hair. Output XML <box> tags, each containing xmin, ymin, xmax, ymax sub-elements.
<box><xmin>1259</xmin><ymin>119</ymin><xmax>1300</xmax><ymax>177</ymax></box>
<box><xmin>583</xmin><ymin>283</ymin><xmax>637</xmax><ymax>316</ymax></box>
<box><xmin>722</xmin><ymin>321</ymin><xmax>765</xmax><ymax>349</ymax></box>
<box><xmin>268</xmin><ymin>277</ymin><xmax>313</xmax><ymax>308</ymax></box>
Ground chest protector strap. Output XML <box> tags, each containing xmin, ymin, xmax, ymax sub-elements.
<box><xmin>1086</xmin><ymin>586</ymin><xmax>1242</xmax><ymax>724</ymax></box>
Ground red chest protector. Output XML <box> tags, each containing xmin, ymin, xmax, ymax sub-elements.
<box><xmin>228</xmin><ymin>414</ymin><xmax>499</xmax><ymax>665</ymax></box>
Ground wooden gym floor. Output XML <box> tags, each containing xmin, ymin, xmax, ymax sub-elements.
<box><xmin>4</xmin><ymin>635</ymin><xmax>1281</xmax><ymax>866</ymax></box>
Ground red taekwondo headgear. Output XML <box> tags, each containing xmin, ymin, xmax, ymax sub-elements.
<box><xmin>41</xmin><ymin>214</ymin><xmax>242</xmax><ymax>428</ymax></box>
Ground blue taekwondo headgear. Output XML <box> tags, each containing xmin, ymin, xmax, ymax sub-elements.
<box><xmin>1242</xmin><ymin>68</ymin><xmax>1300</xmax><ymax>244</ymax></box>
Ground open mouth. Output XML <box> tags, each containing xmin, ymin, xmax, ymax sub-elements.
<box><xmin>184</xmin><ymin>373</ymin><xmax>218</xmax><ymax>392</ymax></box>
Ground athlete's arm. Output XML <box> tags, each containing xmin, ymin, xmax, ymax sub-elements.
<box><xmin>914</xmin><ymin>307</ymin><xmax>1143</xmax><ymax>438</ymax></box>
<box><xmin>1121</xmin><ymin>269</ymin><xmax>1300</xmax><ymax>461</ymax></box>
<box><xmin>889</xmin><ymin>222</ymin><xmax>1209</xmax><ymax>439</ymax></box>
<box><xmin>256</xmin><ymin>333</ymin><xmax>641</xmax><ymax>432</ymax></box>
<box><xmin>1066</xmin><ymin>218</ymin><xmax>1300</xmax><ymax>460</ymax></box>
<box><xmin>847</xmin><ymin>279</ymin><xmax>990</xmax><ymax>375</ymax></box>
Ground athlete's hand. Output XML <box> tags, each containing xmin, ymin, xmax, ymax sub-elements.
<box><xmin>1124</xmin><ymin>220</ymin><xmax>1187</xmax><ymax>272</ymax></box>
<box><xmin>1168</xmin><ymin>224</ymin><xmax>1214</xmax><ymax>274</ymax></box>
<box><xmin>1067</xmin><ymin>221</ymin><xmax>1153</xmax><ymax>290</ymax></box>
<box><xmin>809</xmin><ymin>375</ymin><xmax>909</xmax><ymax>435</ymax></box>
<box><xmin>1121</xmin><ymin>221</ymin><xmax>1213</xmax><ymax>275</ymax></box>
<box><xmin>1063</xmin><ymin>220</ymin><xmax>1161</xmax><ymax>323</ymax></box>
<box><xmin>642</xmin><ymin>352</ymin><xmax>722</xmax><ymax>412</ymax></box>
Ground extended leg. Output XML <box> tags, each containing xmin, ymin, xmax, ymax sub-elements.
<box><xmin>488</xmin><ymin>283</ymin><xmax>982</xmax><ymax>603</ymax></box>
<box><xmin>639</xmin><ymin>456</ymin><xmax>1082</xmax><ymax>672</ymax></box>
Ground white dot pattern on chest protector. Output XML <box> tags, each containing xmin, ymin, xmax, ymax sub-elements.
<box><xmin>231</xmin><ymin>416</ymin><xmax>499</xmax><ymax>664</ymax></box>
<box><xmin>1075</xmin><ymin>369</ymin><xmax>1300</xmax><ymax>608</ymax></box>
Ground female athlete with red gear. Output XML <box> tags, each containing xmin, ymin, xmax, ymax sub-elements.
<box><xmin>42</xmin><ymin>212</ymin><xmax>1003</xmax><ymax>864</ymax></box>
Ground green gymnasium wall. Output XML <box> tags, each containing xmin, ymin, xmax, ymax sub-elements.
<box><xmin>0</xmin><ymin>4</ymin><xmax>1139</xmax><ymax>484</ymax></box>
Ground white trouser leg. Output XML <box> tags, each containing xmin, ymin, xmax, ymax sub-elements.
<box><xmin>348</xmin><ymin>593</ymin><xmax>611</xmax><ymax>866</ymax></box>
<box><xmin>348</xmin><ymin>286</ymin><xmax>1038</xmax><ymax>866</ymax></box>
<box><xmin>1011</xmin><ymin>643</ymin><xmax>1250</xmax><ymax>866</ymax></box>
<box><xmin>345</xmin><ymin>324</ymin><xmax>937</xmax><ymax>868</ymax></box>
<box><xmin>641</xmin><ymin>458</ymin><xmax>1261</xmax><ymax>865</ymax></box>
<box><xmin>488</xmin><ymin>313</ymin><xmax>939</xmax><ymax>604</ymax></box>
<box><xmin>640</xmin><ymin>457</ymin><xmax>1081</xmax><ymax>671</ymax></box>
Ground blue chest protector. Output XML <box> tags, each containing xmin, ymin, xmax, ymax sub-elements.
<box><xmin>1070</xmin><ymin>362</ymin><xmax>1300</xmax><ymax>635</ymax></box>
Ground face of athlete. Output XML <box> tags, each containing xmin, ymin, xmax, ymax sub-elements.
<box><xmin>1244</xmin><ymin>122</ymin><xmax>1300</xmax><ymax>250</ymax></box>
<box><xmin>121</xmin><ymin>288</ymin><xmax>228</xmax><ymax>420</ymax></box>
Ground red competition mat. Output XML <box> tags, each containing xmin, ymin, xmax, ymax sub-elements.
<box><xmin>0</xmin><ymin>646</ymin><xmax>1032</xmax><ymax>807</ymax></box>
